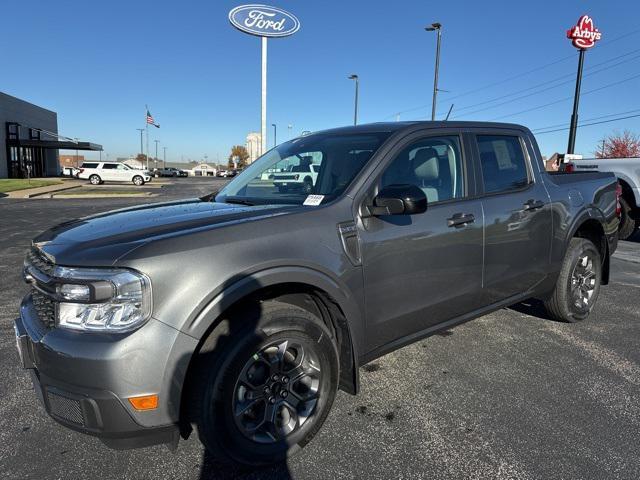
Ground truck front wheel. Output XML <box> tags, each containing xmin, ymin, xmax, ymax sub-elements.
<box><xmin>618</xmin><ymin>197</ymin><xmax>638</xmax><ymax>240</ymax></box>
<box><xmin>192</xmin><ymin>301</ymin><xmax>339</xmax><ymax>466</ymax></box>
<box><xmin>543</xmin><ymin>238</ymin><xmax>602</xmax><ymax>322</ymax></box>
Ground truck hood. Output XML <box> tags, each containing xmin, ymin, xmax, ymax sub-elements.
<box><xmin>33</xmin><ymin>199</ymin><xmax>292</xmax><ymax>266</ymax></box>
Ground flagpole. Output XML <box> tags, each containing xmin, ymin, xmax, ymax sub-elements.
<box><xmin>145</xmin><ymin>104</ymin><xmax>150</xmax><ymax>171</ymax></box>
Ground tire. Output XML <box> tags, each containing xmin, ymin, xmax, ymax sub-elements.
<box><xmin>192</xmin><ymin>301</ymin><xmax>338</xmax><ymax>467</ymax></box>
<box><xmin>543</xmin><ymin>238</ymin><xmax>602</xmax><ymax>323</ymax></box>
<box><xmin>618</xmin><ymin>197</ymin><xmax>638</xmax><ymax>240</ymax></box>
<box><xmin>132</xmin><ymin>175</ymin><xmax>144</xmax><ymax>186</ymax></box>
<box><xmin>89</xmin><ymin>174</ymin><xmax>101</xmax><ymax>185</ymax></box>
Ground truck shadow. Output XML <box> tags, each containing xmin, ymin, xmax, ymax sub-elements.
<box><xmin>508</xmin><ymin>298</ymin><xmax>554</xmax><ymax>321</ymax></box>
<box><xmin>199</xmin><ymin>451</ymin><xmax>291</xmax><ymax>479</ymax></box>
<box><xmin>170</xmin><ymin>274</ymin><xmax>294</xmax><ymax>479</ymax></box>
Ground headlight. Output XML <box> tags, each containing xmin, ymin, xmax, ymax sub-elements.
<box><xmin>53</xmin><ymin>266</ymin><xmax>152</xmax><ymax>332</ymax></box>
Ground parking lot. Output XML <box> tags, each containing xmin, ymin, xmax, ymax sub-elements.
<box><xmin>1</xmin><ymin>176</ymin><xmax>639</xmax><ymax>480</ymax></box>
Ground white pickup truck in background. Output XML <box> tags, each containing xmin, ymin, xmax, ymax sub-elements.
<box><xmin>561</xmin><ymin>157</ymin><xmax>640</xmax><ymax>239</ymax></box>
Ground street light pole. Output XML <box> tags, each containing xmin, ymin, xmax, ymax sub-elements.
<box><xmin>163</xmin><ymin>146</ymin><xmax>167</xmax><ymax>168</ymax></box>
<box><xmin>348</xmin><ymin>74</ymin><xmax>359</xmax><ymax>125</ymax></box>
<box><xmin>426</xmin><ymin>22</ymin><xmax>442</xmax><ymax>121</ymax></box>
<box><xmin>154</xmin><ymin>140</ymin><xmax>160</xmax><ymax>170</ymax></box>
<box><xmin>272</xmin><ymin>123</ymin><xmax>277</xmax><ymax>147</ymax></box>
<box><xmin>288</xmin><ymin>124</ymin><xmax>293</xmax><ymax>139</ymax></box>
<box><xmin>136</xmin><ymin>128</ymin><xmax>144</xmax><ymax>157</ymax></box>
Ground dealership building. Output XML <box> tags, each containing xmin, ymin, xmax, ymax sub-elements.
<box><xmin>0</xmin><ymin>92</ymin><xmax>101</xmax><ymax>178</ymax></box>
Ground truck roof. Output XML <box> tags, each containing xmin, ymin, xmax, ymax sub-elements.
<box><xmin>309</xmin><ymin>121</ymin><xmax>531</xmax><ymax>136</ymax></box>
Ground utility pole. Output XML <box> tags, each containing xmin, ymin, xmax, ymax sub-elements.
<box><xmin>426</xmin><ymin>22</ymin><xmax>442</xmax><ymax>121</ymax></box>
<box><xmin>272</xmin><ymin>123</ymin><xmax>277</xmax><ymax>147</ymax></box>
<box><xmin>600</xmin><ymin>138</ymin><xmax>606</xmax><ymax>158</ymax></box>
<box><xmin>288</xmin><ymin>124</ymin><xmax>293</xmax><ymax>139</ymax></box>
<box><xmin>348</xmin><ymin>74</ymin><xmax>359</xmax><ymax>125</ymax></box>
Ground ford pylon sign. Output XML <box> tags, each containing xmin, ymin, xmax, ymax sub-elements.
<box><xmin>228</xmin><ymin>4</ymin><xmax>300</xmax><ymax>38</ymax></box>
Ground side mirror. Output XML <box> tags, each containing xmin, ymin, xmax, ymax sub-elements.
<box><xmin>367</xmin><ymin>184</ymin><xmax>427</xmax><ymax>216</ymax></box>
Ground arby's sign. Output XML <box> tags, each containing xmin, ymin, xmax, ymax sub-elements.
<box><xmin>567</xmin><ymin>15</ymin><xmax>602</xmax><ymax>49</ymax></box>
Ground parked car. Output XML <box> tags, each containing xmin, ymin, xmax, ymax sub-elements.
<box><xmin>61</xmin><ymin>166</ymin><xmax>80</xmax><ymax>177</ymax></box>
<box><xmin>15</xmin><ymin>121</ymin><xmax>619</xmax><ymax>467</ymax></box>
<box><xmin>77</xmin><ymin>161</ymin><xmax>151</xmax><ymax>186</ymax></box>
<box><xmin>153</xmin><ymin>167</ymin><xmax>188</xmax><ymax>178</ymax></box>
<box><xmin>216</xmin><ymin>169</ymin><xmax>236</xmax><ymax>178</ymax></box>
<box><xmin>272</xmin><ymin>159</ymin><xmax>320</xmax><ymax>193</ymax></box>
<box><xmin>560</xmin><ymin>157</ymin><xmax>640</xmax><ymax>240</ymax></box>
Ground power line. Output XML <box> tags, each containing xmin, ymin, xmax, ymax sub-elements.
<box><xmin>488</xmin><ymin>72</ymin><xmax>640</xmax><ymax>121</ymax></box>
<box><xmin>534</xmin><ymin>113</ymin><xmax>640</xmax><ymax>135</ymax></box>
<box><xmin>531</xmin><ymin>108</ymin><xmax>640</xmax><ymax>132</ymax></box>
<box><xmin>440</xmin><ymin>26</ymin><xmax>640</xmax><ymax>103</ymax></box>
<box><xmin>449</xmin><ymin>49</ymin><xmax>640</xmax><ymax>118</ymax></box>
<box><xmin>383</xmin><ymin>26</ymin><xmax>640</xmax><ymax>120</ymax></box>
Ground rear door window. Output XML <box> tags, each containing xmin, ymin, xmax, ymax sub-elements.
<box><xmin>476</xmin><ymin>135</ymin><xmax>530</xmax><ymax>193</ymax></box>
<box><xmin>101</xmin><ymin>163</ymin><xmax>118</xmax><ymax>169</ymax></box>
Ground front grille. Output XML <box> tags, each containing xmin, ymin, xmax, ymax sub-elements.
<box><xmin>25</xmin><ymin>247</ymin><xmax>57</xmax><ymax>329</ymax></box>
<box><xmin>275</xmin><ymin>175</ymin><xmax>298</xmax><ymax>180</ymax></box>
<box><xmin>32</xmin><ymin>290</ymin><xmax>56</xmax><ymax>329</ymax></box>
<box><xmin>26</xmin><ymin>247</ymin><xmax>55</xmax><ymax>275</ymax></box>
<box><xmin>47</xmin><ymin>390</ymin><xmax>85</xmax><ymax>427</ymax></box>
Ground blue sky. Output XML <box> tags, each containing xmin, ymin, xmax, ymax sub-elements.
<box><xmin>2</xmin><ymin>0</ymin><xmax>639</xmax><ymax>162</ymax></box>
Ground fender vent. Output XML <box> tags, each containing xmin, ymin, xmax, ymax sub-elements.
<box><xmin>337</xmin><ymin>222</ymin><xmax>361</xmax><ymax>266</ymax></box>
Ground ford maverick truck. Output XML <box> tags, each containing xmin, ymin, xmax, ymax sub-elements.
<box><xmin>15</xmin><ymin>121</ymin><xmax>619</xmax><ymax>466</ymax></box>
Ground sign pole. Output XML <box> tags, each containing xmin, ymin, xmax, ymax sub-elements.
<box><xmin>567</xmin><ymin>49</ymin><xmax>585</xmax><ymax>155</ymax></box>
<box><xmin>565</xmin><ymin>15</ymin><xmax>601</xmax><ymax>155</ymax></box>
<box><xmin>261</xmin><ymin>36</ymin><xmax>267</xmax><ymax>155</ymax></box>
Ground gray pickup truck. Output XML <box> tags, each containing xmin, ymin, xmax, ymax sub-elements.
<box><xmin>15</xmin><ymin>121</ymin><xmax>619</xmax><ymax>466</ymax></box>
<box><xmin>561</xmin><ymin>157</ymin><xmax>640</xmax><ymax>240</ymax></box>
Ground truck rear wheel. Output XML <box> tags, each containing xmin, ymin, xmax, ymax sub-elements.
<box><xmin>192</xmin><ymin>301</ymin><xmax>338</xmax><ymax>466</ymax></box>
<box><xmin>618</xmin><ymin>197</ymin><xmax>638</xmax><ymax>240</ymax></box>
<box><xmin>543</xmin><ymin>238</ymin><xmax>601</xmax><ymax>322</ymax></box>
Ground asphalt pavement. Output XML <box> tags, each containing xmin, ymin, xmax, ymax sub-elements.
<box><xmin>1</xmin><ymin>177</ymin><xmax>639</xmax><ymax>480</ymax></box>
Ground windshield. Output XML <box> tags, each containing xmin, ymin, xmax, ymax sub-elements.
<box><xmin>216</xmin><ymin>132</ymin><xmax>391</xmax><ymax>205</ymax></box>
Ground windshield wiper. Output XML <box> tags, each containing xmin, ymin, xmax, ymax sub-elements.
<box><xmin>224</xmin><ymin>197</ymin><xmax>255</xmax><ymax>206</ymax></box>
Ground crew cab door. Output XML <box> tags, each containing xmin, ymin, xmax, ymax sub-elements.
<box><xmin>468</xmin><ymin>130</ymin><xmax>552</xmax><ymax>304</ymax></box>
<box><xmin>357</xmin><ymin>131</ymin><xmax>484</xmax><ymax>353</ymax></box>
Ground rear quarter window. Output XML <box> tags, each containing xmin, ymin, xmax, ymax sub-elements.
<box><xmin>81</xmin><ymin>162</ymin><xmax>98</xmax><ymax>169</ymax></box>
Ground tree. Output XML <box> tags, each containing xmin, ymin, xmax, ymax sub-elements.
<box><xmin>228</xmin><ymin>145</ymin><xmax>249</xmax><ymax>168</ymax></box>
<box><xmin>595</xmin><ymin>130</ymin><xmax>640</xmax><ymax>158</ymax></box>
<box><xmin>135</xmin><ymin>153</ymin><xmax>148</xmax><ymax>163</ymax></box>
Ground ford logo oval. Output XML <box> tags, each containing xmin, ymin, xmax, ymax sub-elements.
<box><xmin>228</xmin><ymin>4</ymin><xmax>300</xmax><ymax>38</ymax></box>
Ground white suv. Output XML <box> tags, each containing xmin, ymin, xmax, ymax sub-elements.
<box><xmin>272</xmin><ymin>163</ymin><xmax>320</xmax><ymax>194</ymax></box>
<box><xmin>78</xmin><ymin>162</ymin><xmax>152</xmax><ymax>186</ymax></box>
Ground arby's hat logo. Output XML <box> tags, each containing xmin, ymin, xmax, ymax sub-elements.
<box><xmin>567</xmin><ymin>15</ymin><xmax>602</xmax><ymax>49</ymax></box>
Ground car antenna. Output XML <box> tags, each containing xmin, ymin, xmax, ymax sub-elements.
<box><xmin>445</xmin><ymin>104</ymin><xmax>454</xmax><ymax>121</ymax></box>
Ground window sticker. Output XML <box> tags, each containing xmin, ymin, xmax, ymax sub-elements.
<box><xmin>303</xmin><ymin>194</ymin><xmax>324</xmax><ymax>206</ymax></box>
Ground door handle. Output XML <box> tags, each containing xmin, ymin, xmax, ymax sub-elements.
<box><xmin>523</xmin><ymin>199</ymin><xmax>545</xmax><ymax>211</ymax></box>
<box><xmin>447</xmin><ymin>213</ymin><xmax>475</xmax><ymax>228</ymax></box>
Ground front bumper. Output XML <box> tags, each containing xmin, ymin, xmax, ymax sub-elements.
<box><xmin>14</xmin><ymin>294</ymin><xmax>198</xmax><ymax>449</ymax></box>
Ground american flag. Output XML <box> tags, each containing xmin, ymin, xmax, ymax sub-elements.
<box><xmin>146</xmin><ymin>109</ymin><xmax>160</xmax><ymax>128</ymax></box>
